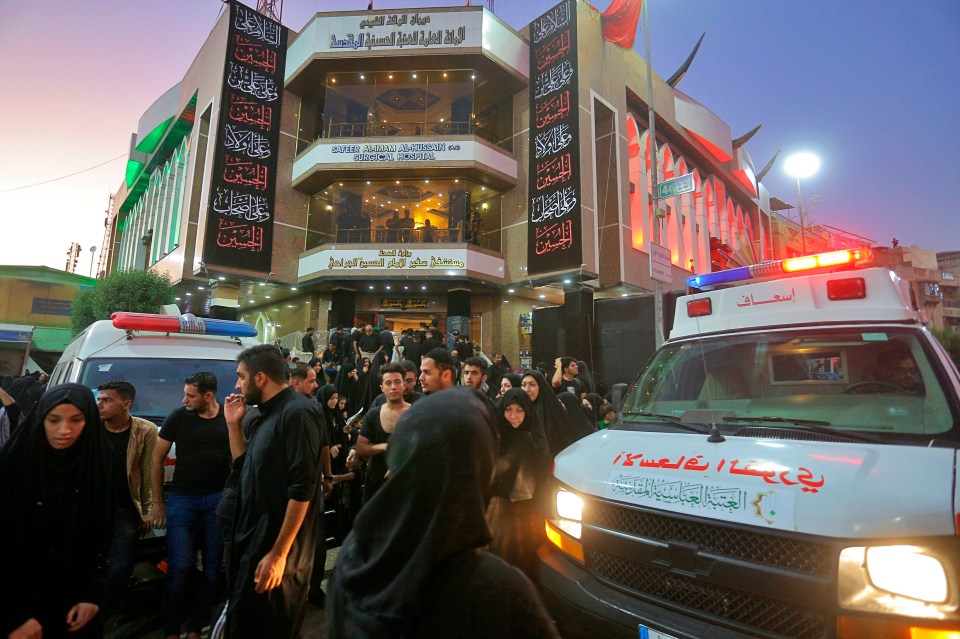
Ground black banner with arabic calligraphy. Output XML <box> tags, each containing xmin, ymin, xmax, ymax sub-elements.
<box><xmin>202</xmin><ymin>1</ymin><xmax>287</xmax><ymax>273</ymax></box>
<box><xmin>527</xmin><ymin>0</ymin><xmax>582</xmax><ymax>276</ymax></box>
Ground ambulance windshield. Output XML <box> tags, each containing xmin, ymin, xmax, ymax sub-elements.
<box><xmin>619</xmin><ymin>328</ymin><xmax>957</xmax><ymax>440</ymax></box>
<box><xmin>80</xmin><ymin>358</ymin><xmax>241</xmax><ymax>420</ymax></box>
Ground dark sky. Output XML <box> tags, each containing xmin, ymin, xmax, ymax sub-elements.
<box><xmin>2</xmin><ymin>0</ymin><xmax>957</xmax><ymax>269</ymax></box>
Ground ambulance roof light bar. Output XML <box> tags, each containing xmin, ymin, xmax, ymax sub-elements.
<box><xmin>686</xmin><ymin>248</ymin><xmax>873</xmax><ymax>290</ymax></box>
<box><xmin>112</xmin><ymin>312</ymin><xmax>258</xmax><ymax>338</ymax></box>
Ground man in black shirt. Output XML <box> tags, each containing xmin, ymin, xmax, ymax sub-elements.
<box><xmin>151</xmin><ymin>372</ymin><xmax>230</xmax><ymax>639</ymax></box>
<box><xmin>551</xmin><ymin>356</ymin><xmax>586</xmax><ymax>399</ymax></box>
<box><xmin>357</xmin><ymin>362</ymin><xmax>410</xmax><ymax>504</ymax></box>
<box><xmin>421</xmin><ymin>330</ymin><xmax>441</xmax><ymax>353</ymax></box>
<box><xmin>355</xmin><ymin>324</ymin><xmax>381</xmax><ymax>362</ymax></box>
<box><xmin>301</xmin><ymin>327</ymin><xmax>317</xmax><ymax>356</ymax></box>
<box><xmin>223</xmin><ymin>345</ymin><xmax>322</xmax><ymax>639</ymax></box>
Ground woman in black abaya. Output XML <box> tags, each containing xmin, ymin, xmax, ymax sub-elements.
<box><xmin>327</xmin><ymin>388</ymin><xmax>559</xmax><ymax>639</ymax></box>
<box><xmin>486</xmin><ymin>388</ymin><xmax>551</xmax><ymax>583</ymax></box>
<box><xmin>0</xmin><ymin>384</ymin><xmax>114</xmax><ymax>639</ymax></box>
<box><xmin>556</xmin><ymin>391</ymin><xmax>599</xmax><ymax>442</ymax></box>
<box><xmin>520</xmin><ymin>370</ymin><xmax>579</xmax><ymax>457</ymax></box>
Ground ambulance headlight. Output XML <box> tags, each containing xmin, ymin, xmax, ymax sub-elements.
<box><xmin>555</xmin><ymin>489</ymin><xmax>583</xmax><ymax>539</ymax></box>
<box><xmin>839</xmin><ymin>545</ymin><xmax>959</xmax><ymax>619</ymax></box>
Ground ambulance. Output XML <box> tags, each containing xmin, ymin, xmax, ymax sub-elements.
<box><xmin>49</xmin><ymin>312</ymin><xmax>260</xmax><ymax>484</ymax></box>
<box><xmin>539</xmin><ymin>249</ymin><xmax>960</xmax><ymax>639</ymax></box>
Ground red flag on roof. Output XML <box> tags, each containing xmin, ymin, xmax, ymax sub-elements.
<box><xmin>367</xmin><ymin>1</ymin><xmax>374</xmax><ymax>9</ymax></box>
<box><xmin>601</xmin><ymin>0</ymin><xmax>642</xmax><ymax>49</ymax></box>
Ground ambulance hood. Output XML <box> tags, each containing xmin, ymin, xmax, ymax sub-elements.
<box><xmin>554</xmin><ymin>430</ymin><xmax>957</xmax><ymax>538</ymax></box>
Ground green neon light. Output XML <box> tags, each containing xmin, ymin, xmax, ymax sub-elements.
<box><xmin>135</xmin><ymin>117</ymin><xmax>174</xmax><ymax>154</ymax></box>
<box><xmin>125</xmin><ymin>160</ymin><xmax>144</xmax><ymax>188</ymax></box>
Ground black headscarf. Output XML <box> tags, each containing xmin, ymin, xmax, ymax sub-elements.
<box><xmin>499</xmin><ymin>372</ymin><xmax>522</xmax><ymax>395</ymax></box>
<box><xmin>327</xmin><ymin>388</ymin><xmax>499</xmax><ymax>639</ymax></box>
<box><xmin>575</xmin><ymin>359</ymin><xmax>595</xmax><ymax>395</ymax></box>
<box><xmin>492</xmin><ymin>388</ymin><xmax>550</xmax><ymax>502</ymax></box>
<box><xmin>521</xmin><ymin>370</ymin><xmax>577</xmax><ymax>457</ymax></box>
<box><xmin>556</xmin><ymin>391</ymin><xmax>598</xmax><ymax>442</ymax></box>
<box><xmin>485</xmin><ymin>354</ymin><xmax>514</xmax><ymax>398</ymax></box>
<box><xmin>317</xmin><ymin>384</ymin><xmax>344</xmax><ymax>448</ymax></box>
<box><xmin>0</xmin><ymin>384</ymin><xmax>114</xmax><ymax>634</ymax></box>
<box><xmin>584</xmin><ymin>392</ymin><xmax>606</xmax><ymax>424</ymax></box>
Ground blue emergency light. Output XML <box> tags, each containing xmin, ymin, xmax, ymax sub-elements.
<box><xmin>686</xmin><ymin>248</ymin><xmax>873</xmax><ymax>290</ymax></box>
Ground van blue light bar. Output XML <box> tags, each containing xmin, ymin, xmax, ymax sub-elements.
<box><xmin>686</xmin><ymin>248</ymin><xmax>873</xmax><ymax>289</ymax></box>
<box><xmin>112</xmin><ymin>312</ymin><xmax>258</xmax><ymax>338</ymax></box>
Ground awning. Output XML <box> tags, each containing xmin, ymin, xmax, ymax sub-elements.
<box><xmin>31</xmin><ymin>327</ymin><xmax>73</xmax><ymax>352</ymax></box>
<box><xmin>0</xmin><ymin>323</ymin><xmax>34</xmax><ymax>344</ymax></box>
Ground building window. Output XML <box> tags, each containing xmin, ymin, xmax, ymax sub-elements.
<box><xmin>297</xmin><ymin>69</ymin><xmax>513</xmax><ymax>154</ymax></box>
<box><xmin>306</xmin><ymin>178</ymin><xmax>501</xmax><ymax>252</ymax></box>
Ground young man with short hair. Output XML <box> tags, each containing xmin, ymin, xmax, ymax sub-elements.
<box><xmin>461</xmin><ymin>356</ymin><xmax>488</xmax><ymax>392</ymax></box>
<box><xmin>97</xmin><ymin>380</ymin><xmax>159</xmax><ymax>614</ymax></box>
<box><xmin>356</xmin><ymin>362</ymin><xmax>410</xmax><ymax>503</ymax></box>
<box><xmin>552</xmin><ymin>356</ymin><xmax>585</xmax><ymax>398</ymax></box>
<box><xmin>371</xmin><ymin>359</ymin><xmax>423</xmax><ymax>407</ymax></box>
<box><xmin>152</xmin><ymin>372</ymin><xmax>230</xmax><ymax>639</ymax></box>
<box><xmin>419</xmin><ymin>348</ymin><xmax>457</xmax><ymax>395</ymax></box>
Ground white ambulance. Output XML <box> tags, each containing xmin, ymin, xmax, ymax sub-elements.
<box><xmin>539</xmin><ymin>249</ymin><xmax>960</xmax><ymax>639</ymax></box>
<box><xmin>49</xmin><ymin>312</ymin><xmax>260</xmax><ymax>482</ymax></box>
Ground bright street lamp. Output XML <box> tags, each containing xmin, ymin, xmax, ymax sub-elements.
<box><xmin>784</xmin><ymin>152</ymin><xmax>820</xmax><ymax>255</ymax></box>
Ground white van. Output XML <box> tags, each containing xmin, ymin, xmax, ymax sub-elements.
<box><xmin>539</xmin><ymin>249</ymin><xmax>960</xmax><ymax>639</ymax></box>
<box><xmin>50</xmin><ymin>312</ymin><xmax>260</xmax><ymax>480</ymax></box>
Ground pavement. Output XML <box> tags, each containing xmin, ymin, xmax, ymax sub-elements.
<box><xmin>106</xmin><ymin>548</ymin><xmax>338</xmax><ymax>639</ymax></box>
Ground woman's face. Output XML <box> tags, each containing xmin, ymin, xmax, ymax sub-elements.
<box><xmin>362</xmin><ymin>358</ymin><xmax>370</xmax><ymax>370</ymax></box>
<box><xmin>521</xmin><ymin>375</ymin><xmax>539</xmax><ymax>402</ymax></box>
<box><xmin>504</xmin><ymin>402</ymin><xmax>525</xmax><ymax>429</ymax></box>
<box><xmin>44</xmin><ymin>402</ymin><xmax>86</xmax><ymax>450</ymax></box>
<box><xmin>327</xmin><ymin>393</ymin><xmax>339</xmax><ymax>409</ymax></box>
<box><xmin>499</xmin><ymin>377</ymin><xmax>513</xmax><ymax>396</ymax></box>
<box><xmin>338</xmin><ymin>398</ymin><xmax>348</xmax><ymax>411</ymax></box>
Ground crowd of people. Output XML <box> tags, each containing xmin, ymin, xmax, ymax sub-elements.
<box><xmin>0</xmin><ymin>323</ymin><xmax>619</xmax><ymax>639</ymax></box>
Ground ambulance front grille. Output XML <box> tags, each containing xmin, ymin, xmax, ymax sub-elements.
<box><xmin>588</xmin><ymin>548</ymin><xmax>828</xmax><ymax>639</ymax></box>
<box><xmin>588</xmin><ymin>501</ymin><xmax>834</xmax><ymax>576</ymax></box>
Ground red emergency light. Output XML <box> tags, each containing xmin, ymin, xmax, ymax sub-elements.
<box><xmin>111</xmin><ymin>312</ymin><xmax>258</xmax><ymax>338</ymax></box>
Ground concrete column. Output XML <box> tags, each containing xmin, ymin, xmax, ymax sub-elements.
<box><xmin>331</xmin><ymin>288</ymin><xmax>356</xmax><ymax>329</ymax></box>
<box><xmin>446</xmin><ymin>288</ymin><xmax>471</xmax><ymax>349</ymax></box>
<box><xmin>209</xmin><ymin>282</ymin><xmax>239</xmax><ymax>320</ymax></box>
<box><xmin>563</xmin><ymin>287</ymin><xmax>594</xmax><ymax>369</ymax></box>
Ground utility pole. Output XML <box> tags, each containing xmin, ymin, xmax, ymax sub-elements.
<box><xmin>65</xmin><ymin>242</ymin><xmax>81</xmax><ymax>273</ymax></box>
<box><xmin>644</xmin><ymin>1</ymin><xmax>664</xmax><ymax>348</ymax></box>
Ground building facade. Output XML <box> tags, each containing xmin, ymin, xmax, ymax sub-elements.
<box><xmin>104</xmin><ymin>1</ymin><xmax>878</xmax><ymax>369</ymax></box>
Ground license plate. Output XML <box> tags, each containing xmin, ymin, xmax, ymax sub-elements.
<box><xmin>639</xmin><ymin>626</ymin><xmax>680</xmax><ymax>639</ymax></box>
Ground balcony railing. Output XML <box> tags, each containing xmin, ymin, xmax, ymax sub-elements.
<box><xmin>325</xmin><ymin>120</ymin><xmax>508</xmax><ymax>151</ymax></box>
<box><xmin>334</xmin><ymin>225</ymin><xmax>489</xmax><ymax>247</ymax></box>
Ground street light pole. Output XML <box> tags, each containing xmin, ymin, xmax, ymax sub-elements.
<box><xmin>644</xmin><ymin>0</ymin><xmax>664</xmax><ymax>348</ymax></box>
<box><xmin>784</xmin><ymin>152</ymin><xmax>820</xmax><ymax>257</ymax></box>
<box><xmin>795</xmin><ymin>175</ymin><xmax>806</xmax><ymax>255</ymax></box>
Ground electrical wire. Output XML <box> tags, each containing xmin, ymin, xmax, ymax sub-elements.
<box><xmin>0</xmin><ymin>153</ymin><xmax>126</xmax><ymax>194</ymax></box>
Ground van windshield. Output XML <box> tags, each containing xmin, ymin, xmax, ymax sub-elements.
<box><xmin>619</xmin><ymin>328</ymin><xmax>958</xmax><ymax>441</ymax></box>
<box><xmin>80</xmin><ymin>358</ymin><xmax>241</xmax><ymax>421</ymax></box>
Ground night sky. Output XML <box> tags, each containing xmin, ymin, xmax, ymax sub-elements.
<box><xmin>2</xmin><ymin>0</ymin><xmax>957</xmax><ymax>271</ymax></box>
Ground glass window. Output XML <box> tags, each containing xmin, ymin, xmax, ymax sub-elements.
<box><xmin>619</xmin><ymin>328</ymin><xmax>958</xmax><ymax>440</ymax></box>
<box><xmin>305</xmin><ymin>178</ymin><xmax>502</xmax><ymax>252</ymax></box>
<box><xmin>296</xmin><ymin>69</ymin><xmax>514</xmax><ymax>153</ymax></box>
<box><xmin>79</xmin><ymin>358</ymin><xmax>241</xmax><ymax>422</ymax></box>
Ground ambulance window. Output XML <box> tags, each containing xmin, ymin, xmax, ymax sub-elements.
<box><xmin>619</xmin><ymin>328</ymin><xmax>957</xmax><ymax>440</ymax></box>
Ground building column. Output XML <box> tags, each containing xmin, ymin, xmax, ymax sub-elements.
<box><xmin>446</xmin><ymin>288</ymin><xmax>471</xmax><ymax>349</ymax></box>
<box><xmin>331</xmin><ymin>288</ymin><xmax>356</xmax><ymax>329</ymax></box>
<box><xmin>209</xmin><ymin>282</ymin><xmax>239</xmax><ymax>320</ymax></box>
<box><xmin>563</xmin><ymin>287</ymin><xmax>594</xmax><ymax>369</ymax></box>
